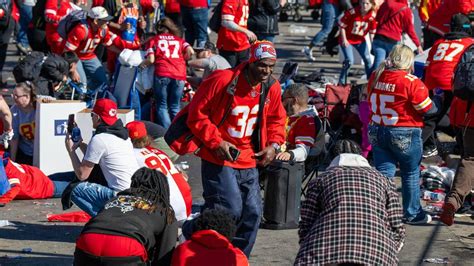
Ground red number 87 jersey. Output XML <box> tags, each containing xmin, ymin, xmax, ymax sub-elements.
<box><xmin>133</xmin><ymin>147</ymin><xmax>192</xmax><ymax>221</ymax></box>
<box><xmin>368</xmin><ymin>70</ymin><xmax>432</xmax><ymax>127</ymax></box>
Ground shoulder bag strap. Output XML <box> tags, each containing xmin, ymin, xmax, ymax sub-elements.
<box><xmin>378</xmin><ymin>6</ymin><xmax>408</xmax><ymax>29</ymax></box>
<box><xmin>252</xmin><ymin>76</ymin><xmax>276</xmax><ymax>152</ymax></box>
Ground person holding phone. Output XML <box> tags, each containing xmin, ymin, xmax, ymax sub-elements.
<box><xmin>184</xmin><ymin>41</ymin><xmax>286</xmax><ymax>257</ymax></box>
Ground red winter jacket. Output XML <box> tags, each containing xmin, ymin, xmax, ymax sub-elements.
<box><xmin>186</xmin><ymin>63</ymin><xmax>286</xmax><ymax>169</ymax></box>
<box><xmin>427</xmin><ymin>0</ymin><xmax>473</xmax><ymax>36</ymax></box>
<box><xmin>171</xmin><ymin>230</ymin><xmax>249</xmax><ymax>266</ymax></box>
<box><xmin>375</xmin><ymin>0</ymin><xmax>420</xmax><ymax>47</ymax></box>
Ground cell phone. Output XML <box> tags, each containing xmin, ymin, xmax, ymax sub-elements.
<box><xmin>229</xmin><ymin>147</ymin><xmax>240</xmax><ymax>162</ymax></box>
<box><xmin>67</xmin><ymin>114</ymin><xmax>75</xmax><ymax>134</ymax></box>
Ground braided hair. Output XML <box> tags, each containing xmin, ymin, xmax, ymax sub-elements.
<box><xmin>129</xmin><ymin>167</ymin><xmax>175</xmax><ymax>224</ymax></box>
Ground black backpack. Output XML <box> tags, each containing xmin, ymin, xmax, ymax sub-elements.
<box><xmin>13</xmin><ymin>52</ymin><xmax>47</xmax><ymax>83</ymax></box>
<box><xmin>208</xmin><ymin>1</ymin><xmax>223</xmax><ymax>33</ymax></box>
<box><xmin>57</xmin><ymin>9</ymin><xmax>88</xmax><ymax>40</ymax></box>
<box><xmin>0</xmin><ymin>0</ymin><xmax>11</xmax><ymax>30</ymax></box>
<box><xmin>452</xmin><ymin>44</ymin><xmax>474</xmax><ymax>102</ymax></box>
<box><xmin>32</xmin><ymin>0</ymin><xmax>60</xmax><ymax>31</ymax></box>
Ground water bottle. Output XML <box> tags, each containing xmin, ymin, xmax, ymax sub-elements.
<box><xmin>71</xmin><ymin>126</ymin><xmax>82</xmax><ymax>143</ymax></box>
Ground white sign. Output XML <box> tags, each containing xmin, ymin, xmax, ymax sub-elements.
<box><xmin>33</xmin><ymin>100</ymin><xmax>87</xmax><ymax>175</ymax></box>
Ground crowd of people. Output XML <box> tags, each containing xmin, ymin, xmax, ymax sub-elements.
<box><xmin>0</xmin><ymin>0</ymin><xmax>472</xmax><ymax>264</ymax></box>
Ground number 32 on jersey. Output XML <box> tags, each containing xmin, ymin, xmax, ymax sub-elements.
<box><xmin>228</xmin><ymin>105</ymin><xmax>259</xmax><ymax>138</ymax></box>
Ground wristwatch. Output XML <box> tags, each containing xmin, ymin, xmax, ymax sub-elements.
<box><xmin>271</xmin><ymin>143</ymin><xmax>281</xmax><ymax>153</ymax></box>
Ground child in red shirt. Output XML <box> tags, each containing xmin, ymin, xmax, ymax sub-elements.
<box><xmin>338</xmin><ymin>0</ymin><xmax>377</xmax><ymax>85</ymax></box>
<box><xmin>141</xmin><ymin>17</ymin><xmax>194</xmax><ymax>129</ymax></box>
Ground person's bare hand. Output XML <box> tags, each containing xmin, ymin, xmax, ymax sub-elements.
<box><xmin>215</xmin><ymin>141</ymin><xmax>237</xmax><ymax>161</ymax></box>
<box><xmin>341</xmin><ymin>39</ymin><xmax>350</xmax><ymax>48</ymax></box>
<box><xmin>416</xmin><ymin>46</ymin><xmax>424</xmax><ymax>55</ymax></box>
<box><xmin>245</xmin><ymin>29</ymin><xmax>257</xmax><ymax>43</ymax></box>
<box><xmin>70</xmin><ymin>70</ymin><xmax>81</xmax><ymax>83</ymax></box>
<box><xmin>255</xmin><ymin>146</ymin><xmax>276</xmax><ymax>166</ymax></box>
<box><xmin>276</xmin><ymin>152</ymin><xmax>291</xmax><ymax>161</ymax></box>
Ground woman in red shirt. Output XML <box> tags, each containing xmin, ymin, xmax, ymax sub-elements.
<box><xmin>141</xmin><ymin>17</ymin><xmax>194</xmax><ymax>128</ymax></box>
<box><xmin>368</xmin><ymin>44</ymin><xmax>435</xmax><ymax>225</ymax></box>
<box><xmin>338</xmin><ymin>0</ymin><xmax>377</xmax><ymax>85</ymax></box>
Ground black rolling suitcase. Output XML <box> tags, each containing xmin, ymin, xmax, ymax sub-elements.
<box><xmin>261</xmin><ymin>160</ymin><xmax>304</xmax><ymax>230</ymax></box>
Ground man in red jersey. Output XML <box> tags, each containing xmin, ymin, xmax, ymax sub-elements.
<box><xmin>0</xmin><ymin>157</ymin><xmax>75</xmax><ymax>206</ymax></box>
<box><xmin>217</xmin><ymin>0</ymin><xmax>257</xmax><ymax>67</ymax></box>
<box><xmin>422</xmin><ymin>14</ymin><xmax>474</xmax><ymax>158</ymax></box>
<box><xmin>63</xmin><ymin>6</ymin><xmax>117</xmax><ymax>90</ymax></box>
<box><xmin>44</xmin><ymin>0</ymin><xmax>74</xmax><ymax>54</ymax></box>
<box><xmin>179</xmin><ymin>0</ymin><xmax>208</xmax><ymax>47</ymax></box>
<box><xmin>425</xmin><ymin>0</ymin><xmax>473</xmax><ymax>49</ymax></box>
<box><xmin>184</xmin><ymin>41</ymin><xmax>285</xmax><ymax>257</ymax></box>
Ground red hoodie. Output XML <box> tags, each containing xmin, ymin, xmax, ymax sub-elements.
<box><xmin>186</xmin><ymin>63</ymin><xmax>286</xmax><ymax>169</ymax></box>
<box><xmin>375</xmin><ymin>0</ymin><xmax>420</xmax><ymax>47</ymax></box>
<box><xmin>427</xmin><ymin>0</ymin><xmax>473</xmax><ymax>36</ymax></box>
<box><xmin>171</xmin><ymin>230</ymin><xmax>249</xmax><ymax>266</ymax></box>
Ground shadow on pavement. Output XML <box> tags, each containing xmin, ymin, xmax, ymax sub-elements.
<box><xmin>0</xmin><ymin>221</ymin><xmax>82</xmax><ymax>243</ymax></box>
<box><xmin>0</xmin><ymin>256</ymin><xmax>73</xmax><ymax>266</ymax></box>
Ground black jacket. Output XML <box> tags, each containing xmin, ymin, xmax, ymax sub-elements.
<box><xmin>80</xmin><ymin>194</ymin><xmax>178</xmax><ymax>265</ymax></box>
<box><xmin>248</xmin><ymin>0</ymin><xmax>281</xmax><ymax>35</ymax></box>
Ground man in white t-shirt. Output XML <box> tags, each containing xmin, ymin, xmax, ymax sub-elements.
<box><xmin>125</xmin><ymin>121</ymin><xmax>192</xmax><ymax>221</ymax></box>
<box><xmin>65</xmin><ymin>99</ymin><xmax>139</xmax><ymax>216</ymax></box>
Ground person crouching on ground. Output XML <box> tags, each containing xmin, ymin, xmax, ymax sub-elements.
<box><xmin>65</xmin><ymin>99</ymin><xmax>139</xmax><ymax>217</ymax></box>
<box><xmin>294</xmin><ymin>140</ymin><xmax>406</xmax><ymax>265</ymax></box>
<box><xmin>74</xmin><ymin>167</ymin><xmax>178</xmax><ymax>266</ymax></box>
<box><xmin>126</xmin><ymin>120</ymin><xmax>192</xmax><ymax>222</ymax></box>
<box><xmin>171</xmin><ymin>209</ymin><xmax>249</xmax><ymax>266</ymax></box>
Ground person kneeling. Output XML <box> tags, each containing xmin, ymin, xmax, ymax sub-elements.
<box><xmin>74</xmin><ymin>167</ymin><xmax>178</xmax><ymax>266</ymax></box>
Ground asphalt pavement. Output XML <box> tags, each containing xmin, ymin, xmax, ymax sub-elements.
<box><xmin>1</xmin><ymin>9</ymin><xmax>474</xmax><ymax>266</ymax></box>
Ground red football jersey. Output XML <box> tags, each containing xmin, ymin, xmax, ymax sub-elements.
<box><xmin>133</xmin><ymin>147</ymin><xmax>192</xmax><ymax>221</ymax></box>
<box><xmin>368</xmin><ymin>70</ymin><xmax>432</xmax><ymax>127</ymax></box>
<box><xmin>338</xmin><ymin>8</ymin><xmax>377</xmax><ymax>45</ymax></box>
<box><xmin>5</xmin><ymin>159</ymin><xmax>54</xmax><ymax>200</ymax></box>
<box><xmin>45</xmin><ymin>0</ymin><xmax>73</xmax><ymax>54</ymax></box>
<box><xmin>287</xmin><ymin>114</ymin><xmax>316</xmax><ymax>149</ymax></box>
<box><xmin>217</xmin><ymin>0</ymin><xmax>250</xmax><ymax>52</ymax></box>
<box><xmin>216</xmin><ymin>76</ymin><xmax>261</xmax><ymax>168</ymax></box>
<box><xmin>64</xmin><ymin>22</ymin><xmax>117</xmax><ymax>60</ymax></box>
<box><xmin>146</xmin><ymin>33</ymin><xmax>189</xmax><ymax>80</ymax></box>
<box><xmin>424</xmin><ymin>37</ymin><xmax>474</xmax><ymax>90</ymax></box>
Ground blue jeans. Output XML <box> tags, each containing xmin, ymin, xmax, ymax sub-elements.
<box><xmin>71</xmin><ymin>182</ymin><xmax>116</xmax><ymax>217</ymax></box>
<box><xmin>256</xmin><ymin>34</ymin><xmax>275</xmax><ymax>43</ymax></box>
<box><xmin>49</xmin><ymin>171</ymin><xmax>76</xmax><ymax>198</ymax></box>
<box><xmin>369</xmin><ymin>38</ymin><xmax>398</xmax><ymax>75</ymax></box>
<box><xmin>368</xmin><ymin>125</ymin><xmax>426</xmax><ymax>221</ymax></box>
<box><xmin>200</xmin><ymin>160</ymin><xmax>262</xmax><ymax>257</ymax></box>
<box><xmin>310</xmin><ymin>2</ymin><xmax>339</xmax><ymax>46</ymax></box>
<box><xmin>17</xmin><ymin>3</ymin><xmax>32</xmax><ymax>47</ymax></box>
<box><xmin>153</xmin><ymin>76</ymin><xmax>184</xmax><ymax>129</ymax></box>
<box><xmin>180</xmin><ymin>6</ymin><xmax>208</xmax><ymax>47</ymax></box>
<box><xmin>339</xmin><ymin>42</ymin><xmax>371</xmax><ymax>85</ymax></box>
<box><xmin>76</xmin><ymin>57</ymin><xmax>108</xmax><ymax>91</ymax></box>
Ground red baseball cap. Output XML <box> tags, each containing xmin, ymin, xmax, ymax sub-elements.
<box><xmin>126</xmin><ymin>121</ymin><xmax>147</xmax><ymax>139</ymax></box>
<box><xmin>249</xmin><ymin>40</ymin><xmax>277</xmax><ymax>64</ymax></box>
<box><xmin>92</xmin><ymin>98</ymin><xmax>118</xmax><ymax>126</ymax></box>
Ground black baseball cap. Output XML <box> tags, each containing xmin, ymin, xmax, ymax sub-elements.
<box><xmin>194</xmin><ymin>41</ymin><xmax>217</xmax><ymax>53</ymax></box>
<box><xmin>449</xmin><ymin>13</ymin><xmax>472</xmax><ymax>34</ymax></box>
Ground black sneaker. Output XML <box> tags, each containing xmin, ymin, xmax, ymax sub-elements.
<box><xmin>405</xmin><ymin>214</ymin><xmax>432</xmax><ymax>225</ymax></box>
<box><xmin>423</xmin><ymin>146</ymin><xmax>438</xmax><ymax>158</ymax></box>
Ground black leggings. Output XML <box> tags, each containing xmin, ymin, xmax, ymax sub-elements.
<box><xmin>74</xmin><ymin>248</ymin><xmax>146</xmax><ymax>266</ymax></box>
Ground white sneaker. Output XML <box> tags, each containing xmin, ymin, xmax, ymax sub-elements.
<box><xmin>302</xmin><ymin>46</ymin><xmax>316</xmax><ymax>61</ymax></box>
